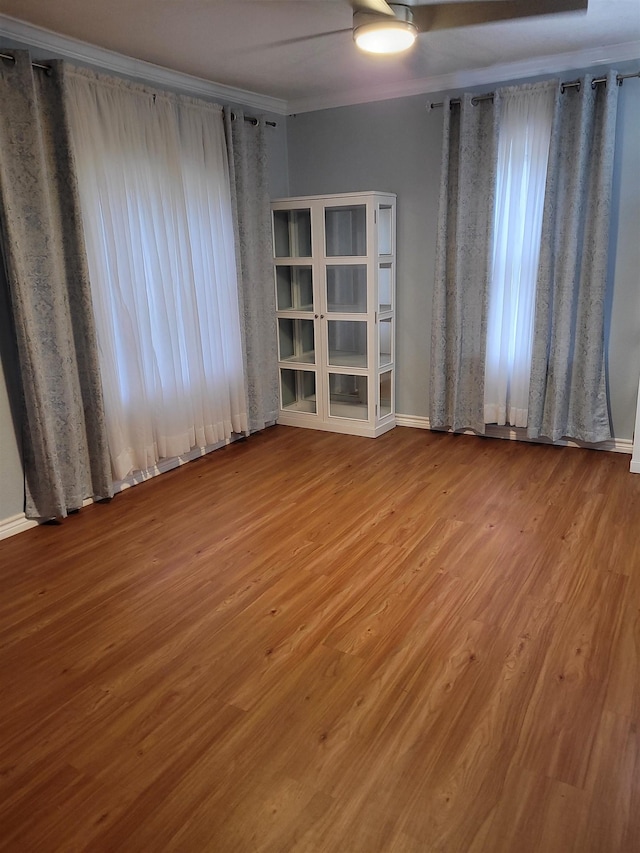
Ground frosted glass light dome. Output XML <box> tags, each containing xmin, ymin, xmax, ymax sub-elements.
<box><xmin>354</xmin><ymin>20</ymin><xmax>417</xmax><ymax>54</ymax></box>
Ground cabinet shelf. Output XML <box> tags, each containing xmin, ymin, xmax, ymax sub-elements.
<box><xmin>280</xmin><ymin>352</ymin><xmax>316</xmax><ymax>365</ymax></box>
<box><xmin>328</xmin><ymin>351</ymin><xmax>367</xmax><ymax>369</ymax></box>
<box><xmin>329</xmin><ymin>401</ymin><xmax>369</xmax><ymax>420</ymax></box>
<box><xmin>272</xmin><ymin>191</ymin><xmax>396</xmax><ymax>438</ymax></box>
<box><xmin>327</xmin><ymin>305</ymin><xmax>365</xmax><ymax>315</ymax></box>
<box><xmin>278</xmin><ymin>305</ymin><xmax>314</xmax><ymax>314</ymax></box>
<box><xmin>283</xmin><ymin>396</ymin><xmax>317</xmax><ymax>413</ymax></box>
<box><xmin>322</xmin><ymin>255</ymin><xmax>368</xmax><ymax>263</ymax></box>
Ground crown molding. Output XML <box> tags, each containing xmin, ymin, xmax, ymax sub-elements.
<box><xmin>286</xmin><ymin>39</ymin><xmax>640</xmax><ymax>114</ymax></box>
<box><xmin>2</xmin><ymin>13</ymin><xmax>638</xmax><ymax>118</ymax></box>
<box><xmin>0</xmin><ymin>14</ymin><xmax>289</xmax><ymax>116</ymax></box>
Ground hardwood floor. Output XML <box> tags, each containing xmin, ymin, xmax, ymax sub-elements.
<box><xmin>1</xmin><ymin>425</ymin><xmax>639</xmax><ymax>851</ymax></box>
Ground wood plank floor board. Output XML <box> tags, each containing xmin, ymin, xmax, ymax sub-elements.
<box><xmin>512</xmin><ymin>567</ymin><xmax>628</xmax><ymax>789</ymax></box>
<box><xmin>477</xmin><ymin>765</ymin><xmax>586</xmax><ymax>853</ymax></box>
<box><xmin>576</xmin><ymin>709</ymin><xmax>640</xmax><ymax>852</ymax></box>
<box><xmin>1</xmin><ymin>424</ymin><xmax>639</xmax><ymax>851</ymax></box>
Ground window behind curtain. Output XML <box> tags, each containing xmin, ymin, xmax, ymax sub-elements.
<box><xmin>65</xmin><ymin>69</ymin><xmax>247</xmax><ymax>481</ymax></box>
<box><xmin>484</xmin><ymin>82</ymin><xmax>555</xmax><ymax>427</ymax></box>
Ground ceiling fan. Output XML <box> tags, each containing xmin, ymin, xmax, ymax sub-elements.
<box><xmin>349</xmin><ymin>0</ymin><xmax>589</xmax><ymax>53</ymax></box>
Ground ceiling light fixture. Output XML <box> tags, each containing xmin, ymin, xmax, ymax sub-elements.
<box><xmin>353</xmin><ymin>5</ymin><xmax>418</xmax><ymax>55</ymax></box>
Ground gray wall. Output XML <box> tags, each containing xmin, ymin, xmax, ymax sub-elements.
<box><xmin>286</xmin><ymin>74</ymin><xmax>640</xmax><ymax>440</ymax></box>
<box><xmin>287</xmin><ymin>94</ymin><xmax>439</xmax><ymax>419</ymax></box>
<box><xmin>1</xmin><ymin>56</ymin><xmax>639</xmax><ymax>526</ymax></box>
<box><xmin>607</xmin><ymin>81</ymin><xmax>640</xmax><ymax>438</ymax></box>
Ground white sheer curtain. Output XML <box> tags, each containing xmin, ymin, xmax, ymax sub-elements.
<box><xmin>65</xmin><ymin>68</ymin><xmax>247</xmax><ymax>480</ymax></box>
<box><xmin>484</xmin><ymin>82</ymin><xmax>555</xmax><ymax>427</ymax></box>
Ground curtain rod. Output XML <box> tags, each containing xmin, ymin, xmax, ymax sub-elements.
<box><xmin>228</xmin><ymin>110</ymin><xmax>277</xmax><ymax>128</ymax></box>
<box><xmin>0</xmin><ymin>51</ymin><xmax>50</xmax><ymax>72</ymax></box>
<box><xmin>428</xmin><ymin>70</ymin><xmax>640</xmax><ymax>109</ymax></box>
<box><xmin>0</xmin><ymin>52</ymin><xmax>277</xmax><ymax>127</ymax></box>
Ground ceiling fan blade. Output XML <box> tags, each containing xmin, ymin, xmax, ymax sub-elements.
<box><xmin>410</xmin><ymin>0</ymin><xmax>588</xmax><ymax>32</ymax></box>
<box><xmin>268</xmin><ymin>28</ymin><xmax>352</xmax><ymax>47</ymax></box>
<box><xmin>349</xmin><ymin>0</ymin><xmax>396</xmax><ymax>17</ymax></box>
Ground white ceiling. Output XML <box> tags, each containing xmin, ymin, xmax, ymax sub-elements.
<box><xmin>0</xmin><ymin>0</ymin><xmax>638</xmax><ymax>113</ymax></box>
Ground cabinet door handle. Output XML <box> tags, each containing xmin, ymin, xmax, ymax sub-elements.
<box><xmin>315</xmin><ymin>314</ymin><xmax>319</xmax><ymax>319</ymax></box>
<box><xmin>320</xmin><ymin>314</ymin><xmax>325</xmax><ymax>319</ymax></box>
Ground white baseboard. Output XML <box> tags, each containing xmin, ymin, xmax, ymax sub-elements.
<box><xmin>112</xmin><ymin>436</ymin><xmax>234</xmax><ymax>493</ymax></box>
<box><xmin>395</xmin><ymin>414</ymin><xmax>633</xmax><ymax>455</ymax></box>
<box><xmin>0</xmin><ymin>513</ymin><xmax>38</xmax><ymax>542</ymax></box>
<box><xmin>395</xmin><ymin>415</ymin><xmax>434</xmax><ymax>431</ymax></box>
<box><xmin>1</xmin><ymin>421</ymin><xmax>632</xmax><ymax>542</ymax></box>
<box><xmin>0</xmin><ymin>433</ymin><xmax>248</xmax><ymax>542</ymax></box>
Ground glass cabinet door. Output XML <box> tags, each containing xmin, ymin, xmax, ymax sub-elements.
<box><xmin>281</xmin><ymin>369</ymin><xmax>316</xmax><ymax>414</ymax></box>
<box><xmin>276</xmin><ymin>265</ymin><xmax>314</xmax><ymax>312</ymax></box>
<box><xmin>325</xmin><ymin>205</ymin><xmax>367</xmax><ymax>257</ymax></box>
<box><xmin>328</xmin><ymin>373</ymin><xmax>368</xmax><ymax>420</ymax></box>
<box><xmin>273</xmin><ymin>208</ymin><xmax>312</xmax><ymax>258</ymax></box>
<box><xmin>327</xmin><ymin>320</ymin><xmax>367</xmax><ymax>369</ymax></box>
<box><xmin>278</xmin><ymin>317</ymin><xmax>316</xmax><ymax>364</ymax></box>
<box><xmin>379</xmin><ymin>371</ymin><xmax>393</xmax><ymax>418</ymax></box>
<box><xmin>378</xmin><ymin>204</ymin><xmax>393</xmax><ymax>256</ymax></box>
<box><xmin>379</xmin><ymin>317</ymin><xmax>392</xmax><ymax>368</ymax></box>
<box><xmin>325</xmin><ymin>265</ymin><xmax>367</xmax><ymax>314</ymax></box>
<box><xmin>379</xmin><ymin>263</ymin><xmax>392</xmax><ymax>313</ymax></box>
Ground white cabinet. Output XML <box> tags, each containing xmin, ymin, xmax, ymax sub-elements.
<box><xmin>272</xmin><ymin>191</ymin><xmax>396</xmax><ymax>438</ymax></box>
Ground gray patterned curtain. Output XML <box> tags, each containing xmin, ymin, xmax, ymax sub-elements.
<box><xmin>224</xmin><ymin>109</ymin><xmax>279</xmax><ymax>433</ymax></box>
<box><xmin>429</xmin><ymin>93</ymin><xmax>500</xmax><ymax>433</ymax></box>
<box><xmin>0</xmin><ymin>53</ymin><xmax>112</xmax><ymax>518</ymax></box>
<box><xmin>527</xmin><ymin>71</ymin><xmax>620</xmax><ymax>443</ymax></box>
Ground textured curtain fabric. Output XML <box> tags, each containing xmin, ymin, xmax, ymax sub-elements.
<box><xmin>528</xmin><ymin>71</ymin><xmax>619</xmax><ymax>443</ymax></box>
<box><xmin>0</xmin><ymin>53</ymin><xmax>112</xmax><ymax>519</ymax></box>
<box><xmin>484</xmin><ymin>82</ymin><xmax>555</xmax><ymax>427</ymax></box>
<box><xmin>224</xmin><ymin>109</ymin><xmax>278</xmax><ymax>433</ymax></box>
<box><xmin>65</xmin><ymin>68</ymin><xmax>248</xmax><ymax>480</ymax></box>
<box><xmin>430</xmin><ymin>94</ymin><xmax>499</xmax><ymax>433</ymax></box>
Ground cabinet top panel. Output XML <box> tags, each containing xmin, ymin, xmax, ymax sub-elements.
<box><xmin>272</xmin><ymin>191</ymin><xmax>396</xmax><ymax>205</ymax></box>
